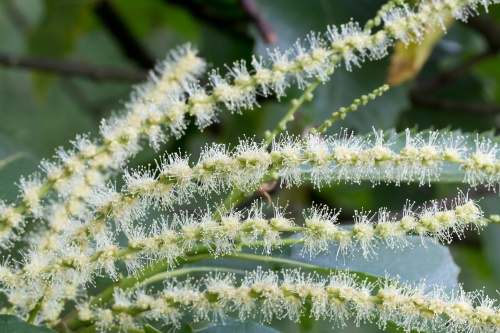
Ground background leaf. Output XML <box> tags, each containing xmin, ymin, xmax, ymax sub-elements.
<box><xmin>282</xmin><ymin>234</ymin><xmax>460</xmax><ymax>292</ymax></box>
<box><xmin>27</xmin><ymin>0</ymin><xmax>94</xmax><ymax>95</ymax></box>
<box><xmin>0</xmin><ymin>315</ymin><xmax>56</xmax><ymax>333</ymax></box>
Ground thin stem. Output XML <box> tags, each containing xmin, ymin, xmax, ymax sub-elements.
<box><xmin>222</xmin><ymin>251</ymin><xmax>385</xmax><ymax>282</ymax></box>
<box><xmin>310</xmin><ymin>84</ymin><xmax>389</xmax><ymax>135</ymax></box>
<box><xmin>27</xmin><ymin>297</ymin><xmax>43</xmax><ymax>323</ymax></box>
<box><xmin>239</xmin><ymin>0</ymin><xmax>277</xmax><ymax>44</ymax></box>
<box><xmin>224</xmin><ymin>252</ymin><xmax>328</xmax><ymax>270</ymax></box>
<box><xmin>0</xmin><ymin>53</ymin><xmax>147</xmax><ymax>81</ymax></box>
<box><xmin>138</xmin><ymin>266</ymin><xmax>248</xmax><ymax>288</ymax></box>
<box><xmin>180</xmin><ymin>82</ymin><xmax>388</xmax><ymax>214</ymax></box>
<box><xmin>264</xmin><ymin>79</ymin><xmax>320</xmax><ymax>146</ymax></box>
<box><xmin>62</xmin><ymin>252</ymin><xmax>213</xmax><ymax>331</ymax></box>
<box><xmin>0</xmin><ymin>48</ymin><xmax>204</xmax><ymax>240</ymax></box>
<box><xmin>97</xmin><ymin>253</ymin><xmax>214</xmax><ymax>306</ymax></box>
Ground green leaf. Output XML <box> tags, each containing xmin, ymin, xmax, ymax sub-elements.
<box><xmin>477</xmin><ymin>195</ymin><xmax>500</xmax><ymax>282</ymax></box>
<box><xmin>254</xmin><ymin>0</ymin><xmax>384</xmax><ymax>53</ymax></box>
<box><xmin>0</xmin><ymin>70</ymin><xmax>95</xmax><ymax>157</ymax></box>
<box><xmin>28</xmin><ymin>0</ymin><xmax>93</xmax><ymax>96</ymax></box>
<box><xmin>0</xmin><ymin>315</ymin><xmax>56</xmax><ymax>333</ymax></box>
<box><xmin>283</xmin><ymin>234</ymin><xmax>459</xmax><ymax>292</ymax></box>
<box><xmin>29</xmin><ymin>0</ymin><xmax>93</xmax><ymax>57</ymax></box>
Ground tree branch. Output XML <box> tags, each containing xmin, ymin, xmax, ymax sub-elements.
<box><xmin>414</xmin><ymin>51</ymin><xmax>493</xmax><ymax>92</ymax></box>
<box><xmin>239</xmin><ymin>0</ymin><xmax>277</xmax><ymax>44</ymax></box>
<box><xmin>410</xmin><ymin>13</ymin><xmax>500</xmax><ymax>115</ymax></box>
<box><xmin>415</xmin><ymin>14</ymin><xmax>500</xmax><ymax>92</ymax></box>
<box><xmin>164</xmin><ymin>0</ymin><xmax>251</xmax><ymax>41</ymax></box>
<box><xmin>410</xmin><ymin>89</ymin><xmax>500</xmax><ymax>115</ymax></box>
<box><xmin>164</xmin><ymin>0</ymin><xmax>276</xmax><ymax>44</ymax></box>
<box><xmin>467</xmin><ymin>14</ymin><xmax>500</xmax><ymax>52</ymax></box>
<box><xmin>0</xmin><ymin>53</ymin><xmax>147</xmax><ymax>81</ymax></box>
<box><xmin>93</xmin><ymin>1</ymin><xmax>155</xmax><ymax>69</ymax></box>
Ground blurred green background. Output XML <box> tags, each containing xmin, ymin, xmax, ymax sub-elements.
<box><xmin>1</xmin><ymin>0</ymin><xmax>500</xmax><ymax>332</ymax></box>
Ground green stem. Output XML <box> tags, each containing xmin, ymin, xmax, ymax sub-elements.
<box><xmin>224</xmin><ymin>252</ymin><xmax>327</xmax><ymax>270</ymax></box>
<box><xmin>221</xmin><ymin>188</ymin><xmax>246</xmax><ymax>214</ymax></box>
<box><xmin>27</xmin><ymin>297</ymin><xmax>43</xmax><ymax>323</ymax></box>
<box><xmin>223</xmin><ymin>252</ymin><xmax>384</xmax><ymax>285</ymax></box>
<box><xmin>264</xmin><ymin>79</ymin><xmax>320</xmax><ymax>147</ymax></box>
<box><xmin>63</xmin><ymin>252</ymin><xmax>213</xmax><ymax>331</ymax></box>
<box><xmin>310</xmin><ymin>84</ymin><xmax>389</xmax><ymax>135</ymax></box>
<box><xmin>95</xmin><ymin>252</ymin><xmax>213</xmax><ymax>306</ymax></box>
<box><xmin>137</xmin><ymin>266</ymin><xmax>247</xmax><ymax>288</ymax></box>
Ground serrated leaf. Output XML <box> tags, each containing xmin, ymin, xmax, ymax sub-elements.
<box><xmin>283</xmin><ymin>234</ymin><xmax>459</xmax><ymax>292</ymax></box>
<box><xmin>477</xmin><ymin>195</ymin><xmax>500</xmax><ymax>282</ymax></box>
<box><xmin>0</xmin><ymin>315</ymin><xmax>56</xmax><ymax>333</ymax></box>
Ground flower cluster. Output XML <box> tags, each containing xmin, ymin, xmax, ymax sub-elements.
<box><xmin>302</xmin><ymin>192</ymin><xmax>485</xmax><ymax>257</ymax></box>
<box><xmin>1</xmin><ymin>0</ymin><xmax>500</xmax><ymax>332</ymax></box>
<box><xmin>0</xmin><ymin>45</ymin><xmax>206</xmax><ymax>249</ymax></box>
<box><xmin>1</xmin><ymin>0</ymin><xmax>497</xmax><ymax>251</ymax></box>
<box><xmin>84</xmin><ymin>130</ymin><xmax>498</xmax><ymax>229</ymax></box>
<box><xmin>76</xmin><ymin>268</ymin><xmax>500</xmax><ymax>333</ymax></box>
<box><xmin>0</xmin><ymin>192</ymin><xmax>486</xmax><ymax>325</ymax></box>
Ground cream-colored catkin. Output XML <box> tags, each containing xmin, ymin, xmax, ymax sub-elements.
<box><xmin>1</xmin><ymin>0</ymin><xmax>500</xmax><ymax>330</ymax></box>
<box><xmin>0</xmin><ymin>45</ymin><xmax>206</xmax><ymax>250</ymax></box>
<box><xmin>77</xmin><ymin>269</ymin><xmax>500</xmax><ymax>333</ymax></box>
<box><xmin>89</xmin><ymin>130</ymin><xmax>497</xmax><ymax>224</ymax></box>
<box><xmin>0</xmin><ymin>191</ymin><xmax>484</xmax><ymax>323</ymax></box>
<box><xmin>2</xmin><ymin>0</ymin><xmax>496</xmax><ymax>249</ymax></box>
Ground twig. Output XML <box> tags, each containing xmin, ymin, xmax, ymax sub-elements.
<box><xmin>411</xmin><ymin>13</ymin><xmax>500</xmax><ymax>115</ymax></box>
<box><xmin>410</xmin><ymin>90</ymin><xmax>500</xmax><ymax>115</ymax></box>
<box><xmin>239</xmin><ymin>0</ymin><xmax>277</xmax><ymax>44</ymax></box>
<box><xmin>0</xmin><ymin>53</ymin><xmax>147</xmax><ymax>81</ymax></box>
<box><xmin>414</xmin><ymin>50</ymin><xmax>493</xmax><ymax>92</ymax></box>
<box><xmin>93</xmin><ymin>1</ymin><xmax>155</xmax><ymax>69</ymax></box>
<box><xmin>2</xmin><ymin>2</ymin><xmax>28</xmax><ymax>31</ymax></box>
<box><xmin>467</xmin><ymin>14</ymin><xmax>500</xmax><ymax>52</ymax></box>
<box><xmin>163</xmin><ymin>0</ymin><xmax>252</xmax><ymax>42</ymax></box>
<box><xmin>264</xmin><ymin>79</ymin><xmax>320</xmax><ymax>146</ymax></box>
